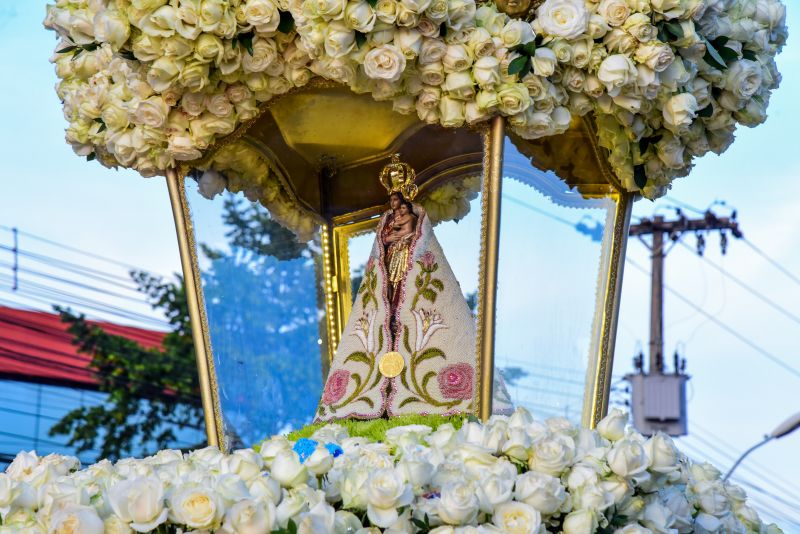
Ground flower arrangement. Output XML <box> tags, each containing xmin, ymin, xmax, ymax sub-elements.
<box><xmin>43</xmin><ymin>0</ymin><xmax>786</xmax><ymax>204</ymax></box>
<box><xmin>0</xmin><ymin>409</ymin><xmax>782</xmax><ymax>533</ymax></box>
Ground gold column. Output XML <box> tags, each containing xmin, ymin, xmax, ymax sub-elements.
<box><xmin>477</xmin><ymin>116</ymin><xmax>505</xmax><ymax>421</ymax></box>
<box><xmin>583</xmin><ymin>193</ymin><xmax>634</xmax><ymax>428</ymax></box>
<box><xmin>165</xmin><ymin>169</ymin><xmax>223</xmax><ymax>448</ymax></box>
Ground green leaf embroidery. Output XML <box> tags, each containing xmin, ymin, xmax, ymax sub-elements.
<box><xmin>416</xmin><ymin>348</ymin><xmax>445</xmax><ymax>365</ymax></box>
<box><xmin>399</xmin><ymin>396</ymin><xmax>421</xmax><ymax>408</ymax></box>
<box><xmin>421</xmin><ymin>371</ymin><xmax>437</xmax><ymax>392</ymax></box>
<box><xmin>378</xmin><ymin>328</ymin><xmax>384</xmax><ymax>353</ymax></box>
<box><xmin>345</xmin><ymin>351</ymin><xmax>370</xmax><ymax>365</ymax></box>
<box><xmin>421</xmin><ymin>288</ymin><xmax>437</xmax><ymax>303</ymax></box>
<box><xmin>430</xmin><ymin>279</ymin><xmax>444</xmax><ymax>291</ymax></box>
<box><xmin>403</xmin><ymin>325</ymin><xmax>412</xmax><ymax>353</ymax></box>
<box><xmin>356</xmin><ymin>396</ymin><xmax>374</xmax><ymax>408</ymax></box>
<box><xmin>415</xmin><ymin>275</ymin><xmax>424</xmax><ymax>289</ymax></box>
<box><xmin>351</xmin><ymin>373</ymin><xmax>362</xmax><ymax>390</ymax></box>
<box><xmin>400</xmin><ymin>366</ymin><xmax>411</xmax><ymax>390</ymax></box>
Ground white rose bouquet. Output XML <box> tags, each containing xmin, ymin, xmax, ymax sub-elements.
<box><xmin>0</xmin><ymin>409</ymin><xmax>785</xmax><ymax>533</ymax></box>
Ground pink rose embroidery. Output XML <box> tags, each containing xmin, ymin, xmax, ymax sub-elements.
<box><xmin>437</xmin><ymin>363</ymin><xmax>473</xmax><ymax>400</ymax></box>
<box><xmin>420</xmin><ymin>251</ymin><xmax>436</xmax><ymax>270</ymax></box>
<box><xmin>322</xmin><ymin>370</ymin><xmax>350</xmax><ymax>405</ymax></box>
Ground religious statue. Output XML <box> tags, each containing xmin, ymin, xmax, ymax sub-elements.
<box><xmin>316</xmin><ymin>155</ymin><xmax>511</xmax><ymax>422</ymax></box>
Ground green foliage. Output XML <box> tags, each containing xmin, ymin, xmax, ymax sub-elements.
<box><xmin>50</xmin><ymin>273</ymin><xmax>204</xmax><ymax>460</ymax></box>
<box><xmin>284</xmin><ymin>414</ymin><xmax>466</xmax><ymax>443</ymax></box>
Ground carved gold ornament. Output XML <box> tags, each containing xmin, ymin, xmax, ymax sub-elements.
<box><xmin>380</xmin><ymin>154</ymin><xmax>419</xmax><ymax>201</ymax></box>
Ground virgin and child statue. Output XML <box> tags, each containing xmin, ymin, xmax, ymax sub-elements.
<box><xmin>316</xmin><ymin>156</ymin><xmax>511</xmax><ymax>422</ymax></box>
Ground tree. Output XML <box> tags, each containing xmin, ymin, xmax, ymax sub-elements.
<box><xmin>50</xmin><ymin>273</ymin><xmax>204</xmax><ymax>460</ymax></box>
<box><xmin>51</xmin><ymin>195</ymin><xmax>326</xmax><ymax>457</ymax></box>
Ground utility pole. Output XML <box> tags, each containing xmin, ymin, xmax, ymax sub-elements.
<box><xmin>626</xmin><ymin>208</ymin><xmax>743</xmax><ymax>436</ymax></box>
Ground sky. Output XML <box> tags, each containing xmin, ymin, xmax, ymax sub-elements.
<box><xmin>0</xmin><ymin>0</ymin><xmax>798</xmax><ymax>529</ymax></box>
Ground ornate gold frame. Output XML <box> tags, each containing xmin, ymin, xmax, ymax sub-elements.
<box><xmin>166</xmin><ymin>111</ymin><xmax>634</xmax><ymax>447</ymax></box>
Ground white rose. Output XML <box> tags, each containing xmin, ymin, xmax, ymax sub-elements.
<box><xmin>104</xmin><ymin>515</ymin><xmax>133</xmax><ymax>534</ymax></box>
<box><xmin>734</xmin><ymin>96</ymin><xmax>768</xmax><ymax>127</ymax></box>
<box><xmin>426</xmin><ymin>0</ymin><xmax>449</xmax><ymax>22</ymax></box>
<box><xmin>501</xmin><ymin>20</ymin><xmax>535</xmax><ymax>48</ymax></box>
<box><xmin>271</xmin><ymin>450</ymin><xmax>309</xmax><ymax>488</ymax></box>
<box><xmin>475</xmin><ymin>5</ymin><xmax>505</xmax><ymax>35</ymax></box>
<box><xmin>169</xmin><ymin>485</ymin><xmax>222</xmax><ymax>529</ymax></box>
<box><xmin>448</xmin><ymin>0</ymin><xmax>476</xmax><ymax>31</ymax></box>
<box><xmin>615</xmin><ymin>525</ymin><xmax>653</xmax><ymax>534</ymax></box>
<box><xmin>597</xmin><ymin>409</ymin><xmax>628</xmax><ymax>441</ymax></box>
<box><xmin>641</xmin><ymin>499</ymin><xmax>676</xmax><ymax>532</ymax></box>
<box><xmin>656</xmin><ymin>132</ymin><xmax>686</xmax><ymax>169</ymax></box>
<box><xmin>587</xmin><ymin>13</ymin><xmax>611</xmax><ymax>39</ymax></box>
<box><xmin>530</xmin><ymin>47</ymin><xmax>557</xmax><ymax>77</ymax></box>
<box><xmin>607</xmin><ymin>438</ymin><xmax>650</xmax><ymax>477</ymax></box>
<box><xmin>536</xmin><ymin>0</ymin><xmax>589</xmax><ymax>40</ymax></box>
<box><xmin>219</xmin><ymin>498</ymin><xmax>276</xmax><ymax>534</ymax></box>
<box><xmin>644</xmin><ymin>433</ymin><xmax>680</xmax><ymax>474</ymax></box>
<box><xmin>50</xmin><ymin>505</ymin><xmax>104</xmax><ymax>534</ymax></box>
<box><xmin>345</xmin><ymin>0</ymin><xmax>377</xmax><ymax>31</ymax></box>
<box><xmin>147</xmin><ymin>57</ymin><xmax>182</xmax><ymax>92</ymax></box>
<box><xmin>528</xmin><ymin>434</ymin><xmax>575</xmax><ymax>476</ymax></box>
<box><xmin>419</xmin><ymin>37</ymin><xmax>448</xmax><ymax>64</ymax></box>
<box><xmin>364</xmin><ymin>44</ymin><xmax>406</xmax><ymax>81</ymax></box>
<box><xmin>244</xmin><ymin>0</ymin><xmax>281</xmax><ymax>32</ymax></box>
<box><xmin>305</xmin><ymin>446</ymin><xmax>334</xmax><ymax>476</ymax></box>
<box><xmin>443</xmin><ymin>44</ymin><xmax>472</xmax><ymax>72</ymax></box>
<box><xmin>597</xmin><ymin>54</ymin><xmax>637</xmax><ymax>96</ymax></box>
<box><xmin>401</xmin><ymin>0</ymin><xmax>433</xmax><ymax>14</ymax></box>
<box><xmin>465</xmin><ymin>101</ymin><xmax>490</xmax><ymax>123</ymax></box>
<box><xmin>514</xmin><ymin>471</ymin><xmax>567</xmax><ymax>515</ymax></box>
<box><xmin>597</xmin><ymin>0</ymin><xmax>629</xmax><ymax>27</ymax></box>
<box><xmin>604</xmin><ymin>28</ymin><xmax>638</xmax><ymax>55</ymax></box>
<box><xmin>473</xmin><ymin>56</ymin><xmax>500</xmax><ymax>88</ymax></box>
<box><xmin>179</xmin><ymin>60</ymin><xmax>210</xmax><ymax>92</ymax></box>
<box><xmin>314</xmin><ymin>0</ymin><xmax>348</xmax><ymax>18</ymax></box>
<box><xmin>6</xmin><ymin>452</ymin><xmax>40</xmax><ymax>482</ymax></box>
<box><xmin>395</xmin><ymin>4</ymin><xmax>421</xmax><ymax>27</ymax></box>
<box><xmin>437</xmin><ymin>481</ymin><xmax>479</xmax><ymax>525</ymax></box>
<box><xmin>324</xmin><ymin>22</ymin><xmax>357</xmax><ymax>58</ymax></box>
<box><xmin>275</xmin><ymin>488</ymin><xmax>309</xmax><ymax>528</ymax></box>
<box><xmin>426</xmin><ymin>423</ymin><xmax>461</xmax><ymax>453</ymax></box>
<box><xmin>439</xmin><ymin>96</ymin><xmax>466</xmax><ymax>127</ymax></box>
<box><xmin>133</xmin><ymin>96</ymin><xmax>169</xmax><ymax>128</ymax></box>
<box><xmin>659</xmin><ymin>58</ymin><xmax>690</xmax><ymax>91</ymax></box>
<box><xmin>496</xmin><ymin>83</ymin><xmax>531</xmax><ymax>114</ymax></box>
<box><xmin>694</xmin><ymin>512</ymin><xmax>723</xmax><ymax>533</ymax></box>
<box><xmin>242</xmin><ymin>38</ymin><xmax>278</xmax><ymax>73</ymax></box>
<box><xmin>571</xmin><ymin>38</ymin><xmax>593</xmax><ymax>69</ymax></box>
<box><xmin>340</xmin><ymin>467</ymin><xmax>370</xmax><ymax>509</ymax></box>
<box><xmin>622</xmin><ymin>13</ymin><xmax>656</xmax><ymax>42</ymax></box>
<box><xmin>395</xmin><ymin>28</ymin><xmax>423</xmax><ymax>59</ymax></box>
<box><xmin>140</xmin><ymin>5</ymin><xmax>179</xmax><ymax>37</ymax></box>
<box><xmin>93</xmin><ymin>9</ymin><xmax>130</xmax><ymax>49</ymax></box>
<box><xmin>374</xmin><ymin>0</ymin><xmax>398</xmax><ymax>22</ymax></box>
<box><xmin>634</xmin><ymin>42</ymin><xmax>675</xmax><ymax>72</ymax></box>
<box><xmin>562</xmin><ymin>66</ymin><xmax>586</xmax><ymax>92</ymax></box>
<box><xmin>444</xmin><ymin>71</ymin><xmax>476</xmax><ymax>99</ymax></box>
<box><xmin>563</xmin><ymin>509</ymin><xmax>598</xmax><ymax>534</ymax></box>
<box><xmin>492</xmin><ymin>501</ymin><xmax>542</xmax><ymax>534</ymax></box>
<box><xmin>108</xmin><ymin>476</ymin><xmax>168</xmax><ymax>532</ymax></box>
<box><xmin>420</xmin><ymin>62</ymin><xmax>446</xmax><ymax>85</ymax></box>
<box><xmin>550</xmin><ymin>39</ymin><xmax>573</xmax><ymax>63</ymax></box>
<box><xmin>724</xmin><ymin>60</ymin><xmax>763</xmax><ymax>99</ymax></box>
<box><xmin>249</xmin><ymin>475</ymin><xmax>282</xmax><ymax>505</ymax></box>
<box><xmin>754</xmin><ymin>0</ymin><xmax>786</xmax><ymax>31</ymax></box>
<box><xmin>365</xmin><ymin>468</ymin><xmax>413</xmax><ymax>528</ymax></box>
<box><xmin>476</xmin><ymin>474</ymin><xmax>514</xmax><ymax>513</ymax></box>
<box><xmin>651</xmin><ymin>0</ymin><xmax>684</xmax><ymax>19</ymax></box>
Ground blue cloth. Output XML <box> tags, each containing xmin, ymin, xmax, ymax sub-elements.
<box><xmin>292</xmin><ymin>438</ymin><xmax>343</xmax><ymax>462</ymax></box>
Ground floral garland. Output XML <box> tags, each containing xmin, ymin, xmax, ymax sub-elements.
<box><xmin>0</xmin><ymin>409</ymin><xmax>780</xmax><ymax>533</ymax></box>
<box><xmin>44</xmin><ymin>0</ymin><xmax>786</xmax><ymax>203</ymax></box>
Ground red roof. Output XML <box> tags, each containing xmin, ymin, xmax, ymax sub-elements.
<box><xmin>0</xmin><ymin>306</ymin><xmax>166</xmax><ymax>388</ymax></box>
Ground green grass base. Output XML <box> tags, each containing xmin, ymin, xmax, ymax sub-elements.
<box><xmin>285</xmin><ymin>414</ymin><xmax>473</xmax><ymax>443</ymax></box>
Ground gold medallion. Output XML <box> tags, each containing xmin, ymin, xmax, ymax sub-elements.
<box><xmin>379</xmin><ymin>351</ymin><xmax>405</xmax><ymax>378</ymax></box>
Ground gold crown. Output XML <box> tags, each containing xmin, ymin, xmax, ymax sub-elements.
<box><xmin>379</xmin><ymin>154</ymin><xmax>418</xmax><ymax>201</ymax></box>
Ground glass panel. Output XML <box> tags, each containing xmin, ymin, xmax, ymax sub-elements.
<box><xmin>495</xmin><ymin>137</ymin><xmax>617</xmax><ymax>423</ymax></box>
<box><xmin>184</xmin><ymin>184</ymin><xmax>325</xmax><ymax>448</ymax></box>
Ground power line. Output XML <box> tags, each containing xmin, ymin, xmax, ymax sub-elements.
<box><xmin>0</xmin><ymin>244</ymin><xmax>139</xmax><ymax>286</ymax></box>
<box><xmin>626</xmin><ymin>258</ymin><xmax>800</xmax><ymax>381</ymax></box>
<box><xmin>0</xmin><ymin>225</ymin><xmax>162</xmax><ymax>274</ymax></box>
<box><xmin>676</xmin><ymin>241</ymin><xmax>800</xmax><ymax>326</ymax></box>
<box><xmin>741</xmin><ymin>238</ymin><xmax>800</xmax><ymax>289</ymax></box>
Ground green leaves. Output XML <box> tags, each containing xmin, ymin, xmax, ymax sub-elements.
<box><xmin>697</xmin><ymin>103</ymin><xmax>714</xmax><ymax>118</ymax></box>
<box><xmin>86</xmin><ymin>152</ymin><xmax>96</xmax><ymax>162</ymax></box>
<box><xmin>508</xmin><ymin>55</ymin><xmax>531</xmax><ymax>78</ymax></box>
<box><xmin>403</xmin><ymin>325</ymin><xmax>412</xmax><ymax>353</ymax></box>
<box><xmin>704</xmin><ymin>36</ymin><xmax>741</xmax><ymax>71</ymax></box>
<box><xmin>421</xmin><ymin>288</ymin><xmax>437</xmax><ymax>303</ymax></box>
<box><xmin>278</xmin><ymin>11</ymin><xmax>295</xmax><ymax>34</ymax></box>
<box><xmin>742</xmin><ymin>49</ymin><xmax>758</xmax><ymax>61</ymax></box>
<box><xmin>663</xmin><ymin>21</ymin><xmax>684</xmax><ymax>40</ymax></box>
<box><xmin>399</xmin><ymin>396</ymin><xmax>421</xmax><ymax>408</ymax></box>
<box><xmin>233</xmin><ymin>31</ymin><xmax>255</xmax><ymax>55</ymax></box>
<box><xmin>520</xmin><ymin>41</ymin><xmax>537</xmax><ymax>56</ymax></box>
<box><xmin>345</xmin><ymin>351</ymin><xmax>370</xmax><ymax>365</ymax></box>
<box><xmin>272</xmin><ymin>519</ymin><xmax>298</xmax><ymax>534</ymax></box>
<box><xmin>93</xmin><ymin>117</ymin><xmax>107</xmax><ymax>133</ymax></box>
<box><xmin>355</xmin><ymin>31</ymin><xmax>367</xmax><ymax>49</ymax></box>
<box><xmin>58</xmin><ymin>41</ymin><xmax>101</xmax><ymax>60</ymax></box>
<box><xmin>355</xmin><ymin>395</ymin><xmax>374</xmax><ymax>408</ymax></box>
<box><xmin>416</xmin><ymin>348</ymin><xmax>445</xmax><ymax>365</ymax></box>
<box><xmin>118</xmin><ymin>49</ymin><xmax>136</xmax><ymax>61</ymax></box>
<box><xmin>420</xmin><ymin>371</ymin><xmax>437</xmax><ymax>391</ymax></box>
<box><xmin>411</xmin><ymin>514</ymin><xmax>433</xmax><ymax>533</ymax></box>
<box><xmin>633</xmin><ymin>164</ymin><xmax>648</xmax><ymax>189</ymax></box>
